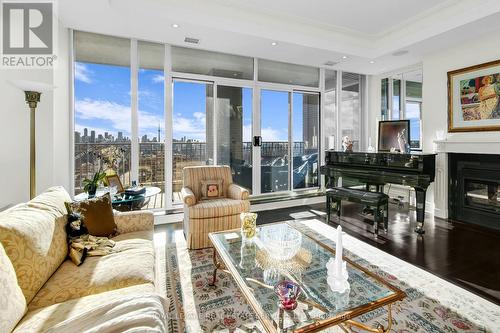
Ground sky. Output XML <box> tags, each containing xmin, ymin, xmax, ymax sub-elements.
<box><xmin>75</xmin><ymin>62</ymin><xmax>302</xmax><ymax>143</ymax></box>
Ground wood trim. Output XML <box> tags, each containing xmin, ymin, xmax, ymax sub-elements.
<box><xmin>447</xmin><ymin>59</ymin><xmax>500</xmax><ymax>133</ymax></box>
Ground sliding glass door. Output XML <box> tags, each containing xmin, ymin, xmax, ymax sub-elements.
<box><xmin>216</xmin><ymin>86</ymin><xmax>253</xmax><ymax>193</ymax></box>
<box><xmin>172</xmin><ymin>80</ymin><xmax>214</xmax><ymax>202</ymax></box>
<box><xmin>260</xmin><ymin>90</ymin><xmax>290</xmax><ymax>193</ymax></box>
<box><xmin>292</xmin><ymin>92</ymin><xmax>319</xmax><ymax>189</ymax></box>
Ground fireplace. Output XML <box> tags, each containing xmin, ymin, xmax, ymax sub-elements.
<box><xmin>449</xmin><ymin>153</ymin><xmax>500</xmax><ymax>230</ymax></box>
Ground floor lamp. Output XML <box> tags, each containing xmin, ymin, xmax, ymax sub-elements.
<box><xmin>25</xmin><ymin>91</ymin><xmax>41</xmax><ymax>199</ymax></box>
<box><xmin>10</xmin><ymin>80</ymin><xmax>55</xmax><ymax>199</ymax></box>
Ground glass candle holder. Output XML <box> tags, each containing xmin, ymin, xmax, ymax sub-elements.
<box><xmin>240</xmin><ymin>212</ymin><xmax>257</xmax><ymax>239</ymax></box>
<box><xmin>274</xmin><ymin>280</ymin><xmax>302</xmax><ymax>311</ymax></box>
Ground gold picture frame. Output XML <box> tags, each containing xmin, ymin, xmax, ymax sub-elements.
<box><xmin>448</xmin><ymin>59</ymin><xmax>500</xmax><ymax>132</ymax></box>
<box><xmin>105</xmin><ymin>174</ymin><xmax>124</xmax><ymax>193</ymax></box>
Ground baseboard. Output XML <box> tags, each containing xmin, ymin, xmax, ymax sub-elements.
<box><xmin>433</xmin><ymin>207</ymin><xmax>448</xmax><ymax>219</ymax></box>
<box><xmin>250</xmin><ymin>196</ymin><xmax>325</xmax><ymax>212</ymax></box>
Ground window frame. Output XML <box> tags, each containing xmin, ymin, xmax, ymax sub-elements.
<box><xmin>380</xmin><ymin>73</ymin><xmax>422</xmax><ymax>151</ymax></box>
<box><xmin>70</xmin><ymin>29</ymin><xmax>367</xmax><ymax>211</ymax></box>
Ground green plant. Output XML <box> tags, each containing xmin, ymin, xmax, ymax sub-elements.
<box><xmin>83</xmin><ymin>171</ymin><xmax>106</xmax><ymax>193</ymax></box>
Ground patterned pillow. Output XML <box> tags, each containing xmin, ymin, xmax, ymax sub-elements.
<box><xmin>200</xmin><ymin>179</ymin><xmax>224</xmax><ymax>200</ymax></box>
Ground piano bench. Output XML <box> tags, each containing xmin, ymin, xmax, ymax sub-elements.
<box><xmin>326</xmin><ymin>187</ymin><xmax>389</xmax><ymax>234</ymax></box>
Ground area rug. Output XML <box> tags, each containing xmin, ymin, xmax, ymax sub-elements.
<box><xmin>156</xmin><ymin>219</ymin><xmax>500</xmax><ymax>332</ymax></box>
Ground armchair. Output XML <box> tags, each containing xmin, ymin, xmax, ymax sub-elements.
<box><xmin>181</xmin><ymin>165</ymin><xmax>250</xmax><ymax>249</ymax></box>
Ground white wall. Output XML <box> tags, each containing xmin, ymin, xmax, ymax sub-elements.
<box><xmin>421</xmin><ymin>34</ymin><xmax>500</xmax><ymax>152</ymax></box>
<box><xmin>366</xmin><ymin>33</ymin><xmax>500</xmax><ymax>217</ymax></box>
<box><xmin>0</xmin><ymin>24</ymin><xmax>70</xmax><ymax>209</ymax></box>
<box><xmin>422</xmin><ymin>32</ymin><xmax>500</xmax><ymax>217</ymax></box>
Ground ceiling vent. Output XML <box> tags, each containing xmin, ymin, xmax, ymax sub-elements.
<box><xmin>184</xmin><ymin>37</ymin><xmax>200</xmax><ymax>44</ymax></box>
<box><xmin>324</xmin><ymin>61</ymin><xmax>338</xmax><ymax>66</ymax></box>
<box><xmin>392</xmin><ymin>50</ymin><xmax>409</xmax><ymax>56</ymax></box>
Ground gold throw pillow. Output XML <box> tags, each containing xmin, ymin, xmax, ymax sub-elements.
<box><xmin>69</xmin><ymin>194</ymin><xmax>117</xmax><ymax>237</ymax></box>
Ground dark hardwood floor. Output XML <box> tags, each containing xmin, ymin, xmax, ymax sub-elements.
<box><xmin>253</xmin><ymin>201</ymin><xmax>500</xmax><ymax>305</ymax></box>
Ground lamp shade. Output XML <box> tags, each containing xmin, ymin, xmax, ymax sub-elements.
<box><xmin>8</xmin><ymin>79</ymin><xmax>56</xmax><ymax>92</ymax></box>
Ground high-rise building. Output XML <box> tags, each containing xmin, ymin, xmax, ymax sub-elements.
<box><xmin>118</xmin><ymin>132</ymin><xmax>123</xmax><ymax>141</ymax></box>
<box><xmin>74</xmin><ymin>131</ymin><xmax>81</xmax><ymax>143</ymax></box>
<box><xmin>90</xmin><ymin>130</ymin><xmax>96</xmax><ymax>143</ymax></box>
<box><xmin>83</xmin><ymin>128</ymin><xmax>88</xmax><ymax>138</ymax></box>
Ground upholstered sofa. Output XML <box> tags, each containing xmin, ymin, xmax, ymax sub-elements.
<box><xmin>181</xmin><ymin>165</ymin><xmax>250</xmax><ymax>249</ymax></box>
<box><xmin>0</xmin><ymin>186</ymin><xmax>168</xmax><ymax>332</ymax></box>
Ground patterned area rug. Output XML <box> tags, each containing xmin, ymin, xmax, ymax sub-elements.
<box><xmin>157</xmin><ymin>219</ymin><xmax>500</xmax><ymax>332</ymax></box>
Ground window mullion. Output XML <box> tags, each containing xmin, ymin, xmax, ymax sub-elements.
<box><xmin>130</xmin><ymin>39</ymin><xmax>139</xmax><ymax>184</ymax></box>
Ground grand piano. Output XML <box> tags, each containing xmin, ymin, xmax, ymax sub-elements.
<box><xmin>321</xmin><ymin>151</ymin><xmax>436</xmax><ymax>234</ymax></box>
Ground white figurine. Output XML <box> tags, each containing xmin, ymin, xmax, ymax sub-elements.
<box><xmin>341</xmin><ymin>136</ymin><xmax>353</xmax><ymax>152</ymax></box>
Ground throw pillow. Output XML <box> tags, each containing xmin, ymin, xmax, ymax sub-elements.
<box><xmin>200</xmin><ymin>179</ymin><xmax>224</xmax><ymax>200</ymax></box>
<box><xmin>68</xmin><ymin>194</ymin><xmax>117</xmax><ymax>237</ymax></box>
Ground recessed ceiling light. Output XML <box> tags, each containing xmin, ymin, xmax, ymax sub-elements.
<box><xmin>341</xmin><ymin>55</ymin><xmax>348</xmax><ymax>59</ymax></box>
<box><xmin>369</xmin><ymin>60</ymin><xmax>375</xmax><ymax>64</ymax></box>
<box><xmin>271</xmin><ymin>42</ymin><xmax>278</xmax><ymax>46</ymax></box>
<box><xmin>172</xmin><ymin>24</ymin><xmax>179</xmax><ymax>28</ymax></box>
<box><xmin>324</xmin><ymin>61</ymin><xmax>337</xmax><ymax>66</ymax></box>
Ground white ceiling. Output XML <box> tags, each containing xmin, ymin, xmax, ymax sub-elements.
<box><xmin>58</xmin><ymin>0</ymin><xmax>500</xmax><ymax>75</ymax></box>
<box><xmin>214</xmin><ymin>0</ymin><xmax>450</xmax><ymax>36</ymax></box>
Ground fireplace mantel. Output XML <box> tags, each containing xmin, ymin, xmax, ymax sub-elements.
<box><xmin>434</xmin><ymin>139</ymin><xmax>500</xmax><ymax>155</ymax></box>
<box><xmin>431</xmin><ymin>139</ymin><xmax>500</xmax><ymax>219</ymax></box>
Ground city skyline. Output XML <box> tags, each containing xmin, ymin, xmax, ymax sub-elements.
<box><xmin>75</xmin><ymin>62</ymin><xmax>316</xmax><ymax>145</ymax></box>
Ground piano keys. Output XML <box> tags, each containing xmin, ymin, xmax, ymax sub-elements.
<box><xmin>321</xmin><ymin>151</ymin><xmax>436</xmax><ymax>234</ymax></box>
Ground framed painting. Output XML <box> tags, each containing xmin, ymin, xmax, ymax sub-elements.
<box><xmin>106</xmin><ymin>174</ymin><xmax>124</xmax><ymax>193</ymax></box>
<box><xmin>448</xmin><ymin>59</ymin><xmax>500</xmax><ymax>132</ymax></box>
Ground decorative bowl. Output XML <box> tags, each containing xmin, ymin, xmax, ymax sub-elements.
<box><xmin>274</xmin><ymin>280</ymin><xmax>302</xmax><ymax>310</ymax></box>
<box><xmin>261</xmin><ymin>225</ymin><xmax>302</xmax><ymax>260</ymax></box>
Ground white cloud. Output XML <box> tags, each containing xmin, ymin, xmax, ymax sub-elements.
<box><xmin>172</xmin><ymin>112</ymin><xmax>206</xmax><ymax>141</ymax></box>
<box><xmin>76</xmin><ymin>98</ymin><xmax>208</xmax><ymax>141</ymax></box>
<box><xmin>152</xmin><ymin>74</ymin><xmax>165</xmax><ymax>83</ymax></box>
<box><xmin>75</xmin><ymin>98</ymin><xmax>165</xmax><ymax>138</ymax></box>
<box><xmin>74</xmin><ymin>63</ymin><xmax>92</xmax><ymax>83</ymax></box>
<box><xmin>262</xmin><ymin>127</ymin><xmax>286</xmax><ymax>142</ymax></box>
<box><xmin>242</xmin><ymin>124</ymin><xmax>252</xmax><ymax>142</ymax></box>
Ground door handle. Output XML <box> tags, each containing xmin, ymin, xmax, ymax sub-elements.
<box><xmin>253</xmin><ymin>136</ymin><xmax>262</xmax><ymax>147</ymax></box>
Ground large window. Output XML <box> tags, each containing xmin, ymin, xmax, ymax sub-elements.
<box><xmin>260</xmin><ymin>90</ymin><xmax>290</xmax><ymax>193</ymax></box>
<box><xmin>216</xmin><ymin>86</ymin><xmax>253</xmax><ymax>192</ymax></box>
<box><xmin>73</xmin><ymin>31</ymin><xmax>367</xmax><ymax>207</ymax></box>
<box><xmin>138</xmin><ymin>41</ymin><xmax>165</xmax><ymax>207</ymax></box>
<box><xmin>340</xmin><ymin>72</ymin><xmax>362</xmax><ymax>151</ymax></box>
<box><xmin>172</xmin><ymin>80</ymin><xmax>214</xmax><ymax>202</ymax></box>
<box><xmin>380</xmin><ymin>69</ymin><xmax>422</xmax><ymax>149</ymax></box>
<box><xmin>293</xmin><ymin>92</ymin><xmax>319</xmax><ymax>189</ymax></box>
<box><xmin>73</xmin><ymin>32</ymin><xmax>131</xmax><ymax>194</ymax></box>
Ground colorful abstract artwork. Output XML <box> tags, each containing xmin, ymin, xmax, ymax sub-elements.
<box><xmin>448</xmin><ymin>60</ymin><xmax>500</xmax><ymax>132</ymax></box>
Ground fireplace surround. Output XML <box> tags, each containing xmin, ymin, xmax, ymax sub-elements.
<box><xmin>448</xmin><ymin>153</ymin><xmax>500</xmax><ymax>230</ymax></box>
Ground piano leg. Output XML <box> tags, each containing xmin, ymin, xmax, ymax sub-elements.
<box><xmin>414</xmin><ymin>187</ymin><xmax>427</xmax><ymax>234</ymax></box>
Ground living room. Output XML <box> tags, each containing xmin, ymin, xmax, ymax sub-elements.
<box><xmin>1</xmin><ymin>0</ymin><xmax>500</xmax><ymax>332</ymax></box>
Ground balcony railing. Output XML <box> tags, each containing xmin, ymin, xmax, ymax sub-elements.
<box><xmin>75</xmin><ymin>141</ymin><xmax>316</xmax><ymax>209</ymax></box>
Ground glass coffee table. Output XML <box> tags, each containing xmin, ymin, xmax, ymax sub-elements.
<box><xmin>209</xmin><ymin>222</ymin><xmax>406</xmax><ymax>333</ymax></box>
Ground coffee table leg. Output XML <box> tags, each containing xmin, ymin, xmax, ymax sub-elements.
<box><xmin>343</xmin><ymin>304</ymin><xmax>393</xmax><ymax>333</ymax></box>
<box><xmin>209</xmin><ymin>247</ymin><xmax>220</xmax><ymax>286</ymax></box>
